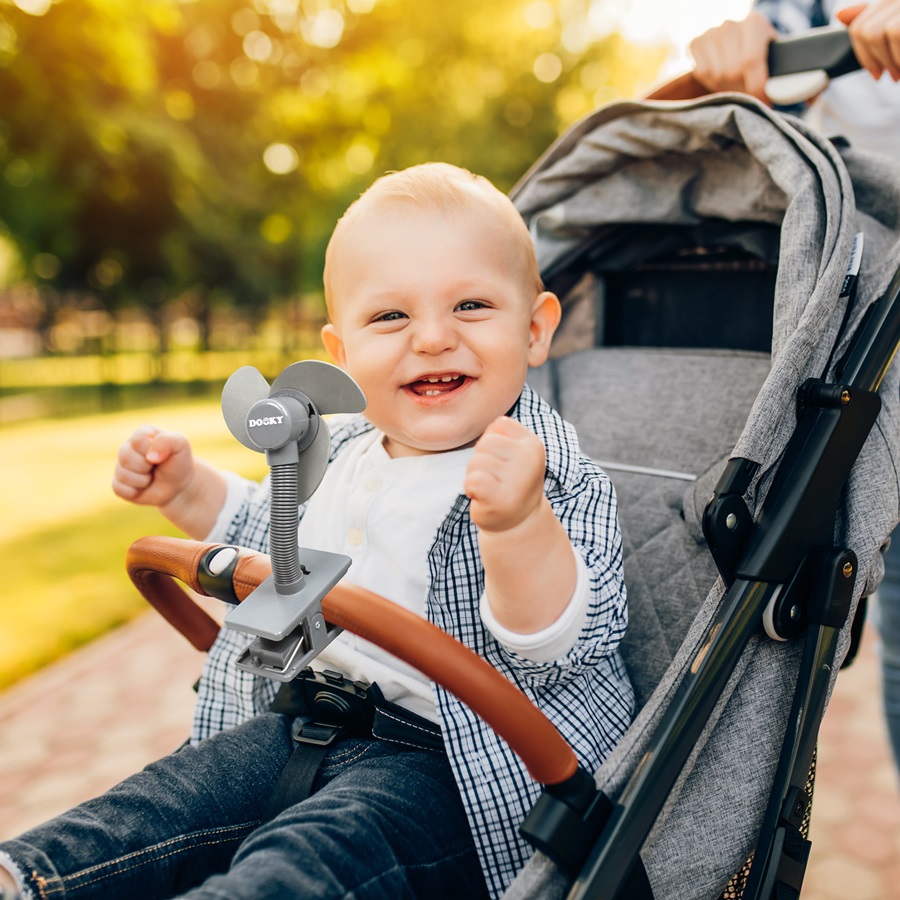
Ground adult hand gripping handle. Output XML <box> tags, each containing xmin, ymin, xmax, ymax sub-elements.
<box><xmin>645</xmin><ymin>24</ymin><xmax>859</xmax><ymax>102</ymax></box>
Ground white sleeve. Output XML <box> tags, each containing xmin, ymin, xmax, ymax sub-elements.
<box><xmin>479</xmin><ymin>548</ymin><xmax>590</xmax><ymax>663</ymax></box>
<box><xmin>204</xmin><ymin>470</ymin><xmax>257</xmax><ymax>543</ymax></box>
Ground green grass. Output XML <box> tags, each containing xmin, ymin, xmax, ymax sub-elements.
<box><xmin>0</xmin><ymin>505</ymin><xmax>184</xmax><ymax>689</ymax></box>
<box><xmin>0</xmin><ymin>399</ymin><xmax>267</xmax><ymax>690</ymax></box>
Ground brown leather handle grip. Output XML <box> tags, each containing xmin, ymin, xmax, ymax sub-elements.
<box><xmin>644</xmin><ymin>72</ymin><xmax>709</xmax><ymax>102</ymax></box>
<box><xmin>126</xmin><ymin>535</ymin><xmax>579</xmax><ymax>786</ymax></box>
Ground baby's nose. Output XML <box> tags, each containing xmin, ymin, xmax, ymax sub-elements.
<box><xmin>411</xmin><ymin>318</ymin><xmax>458</xmax><ymax>353</ymax></box>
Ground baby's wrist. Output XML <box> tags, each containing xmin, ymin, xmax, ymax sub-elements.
<box><xmin>476</xmin><ymin>495</ymin><xmax>551</xmax><ymax>541</ymax></box>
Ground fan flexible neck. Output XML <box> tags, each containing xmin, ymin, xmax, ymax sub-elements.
<box><xmin>270</xmin><ymin>462</ymin><xmax>304</xmax><ymax>593</ymax></box>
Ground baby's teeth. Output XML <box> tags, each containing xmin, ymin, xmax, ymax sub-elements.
<box><xmin>441</xmin><ymin>376</ymin><xmax>454</xmax><ymax>382</ymax></box>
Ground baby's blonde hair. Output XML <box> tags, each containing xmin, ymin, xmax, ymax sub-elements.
<box><xmin>323</xmin><ymin>162</ymin><xmax>543</xmax><ymax>316</ymax></box>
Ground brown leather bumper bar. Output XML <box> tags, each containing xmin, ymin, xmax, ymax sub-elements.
<box><xmin>126</xmin><ymin>535</ymin><xmax>579</xmax><ymax>787</ymax></box>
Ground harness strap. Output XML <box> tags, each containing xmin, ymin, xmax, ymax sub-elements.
<box><xmin>263</xmin><ymin>723</ymin><xmax>340</xmax><ymax>821</ymax></box>
<box><xmin>264</xmin><ymin>668</ymin><xmax>443</xmax><ymax>819</ymax></box>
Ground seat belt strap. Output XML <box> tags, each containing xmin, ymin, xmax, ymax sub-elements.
<box><xmin>263</xmin><ymin>720</ymin><xmax>344</xmax><ymax>820</ymax></box>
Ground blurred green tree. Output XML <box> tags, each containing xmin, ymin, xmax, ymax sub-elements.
<box><xmin>0</xmin><ymin>0</ymin><xmax>665</xmax><ymax>346</ymax></box>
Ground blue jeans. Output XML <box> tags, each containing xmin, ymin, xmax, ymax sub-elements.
<box><xmin>1</xmin><ymin>713</ymin><xmax>488</xmax><ymax>899</ymax></box>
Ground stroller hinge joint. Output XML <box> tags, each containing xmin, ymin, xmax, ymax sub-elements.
<box><xmin>796</xmin><ymin>378</ymin><xmax>854</xmax><ymax>417</ymax></box>
<box><xmin>764</xmin><ymin>546</ymin><xmax>857</xmax><ymax>640</ymax></box>
<box><xmin>702</xmin><ymin>457</ymin><xmax>759</xmax><ymax>586</ymax></box>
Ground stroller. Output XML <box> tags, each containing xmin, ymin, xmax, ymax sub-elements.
<box><xmin>126</xmin><ymin>34</ymin><xmax>900</xmax><ymax>900</ymax></box>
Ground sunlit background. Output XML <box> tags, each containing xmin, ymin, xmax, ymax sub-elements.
<box><xmin>0</xmin><ymin>0</ymin><xmax>748</xmax><ymax>685</ymax></box>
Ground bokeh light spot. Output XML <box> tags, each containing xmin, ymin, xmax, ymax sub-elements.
<box><xmin>32</xmin><ymin>252</ymin><xmax>60</xmax><ymax>280</ymax></box>
<box><xmin>193</xmin><ymin>60</ymin><xmax>222</xmax><ymax>90</ymax></box>
<box><xmin>561</xmin><ymin>22</ymin><xmax>590</xmax><ymax>54</ymax></box>
<box><xmin>580</xmin><ymin>60</ymin><xmax>608</xmax><ymax>90</ymax></box>
<box><xmin>92</xmin><ymin>257</ymin><xmax>124</xmax><ymax>288</ymax></box>
<box><xmin>300</xmin><ymin>68</ymin><xmax>330</xmax><ymax>97</ymax></box>
<box><xmin>315</xmin><ymin>158</ymin><xmax>348</xmax><ymax>191</ymax></box>
<box><xmin>231</xmin><ymin>7</ymin><xmax>261</xmax><ymax>37</ymax></box>
<box><xmin>12</xmin><ymin>0</ymin><xmax>53</xmax><ymax>16</ymax></box>
<box><xmin>98</xmin><ymin>124</ymin><xmax>127</xmax><ymax>154</ymax></box>
<box><xmin>164</xmin><ymin>89</ymin><xmax>195</xmax><ymax>121</ymax></box>
<box><xmin>243</xmin><ymin>30</ymin><xmax>273</xmax><ymax>62</ymax></box>
<box><xmin>5</xmin><ymin>158</ymin><xmax>33</xmax><ymax>187</ymax></box>
<box><xmin>230</xmin><ymin>57</ymin><xmax>260</xmax><ymax>88</ymax></box>
<box><xmin>0</xmin><ymin>19</ymin><xmax>17</xmax><ymax>56</ymax></box>
<box><xmin>302</xmin><ymin>9</ymin><xmax>344</xmax><ymax>49</ymax></box>
<box><xmin>345</xmin><ymin>138</ymin><xmax>375</xmax><ymax>175</ymax></box>
<box><xmin>533</xmin><ymin>52</ymin><xmax>563</xmax><ymax>83</ymax></box>
<box><xmin>185</xmin><ymin>25</ymin><xmax>216</xmax><ymax>59</ymax></box>
<box><xmin>523</xmin><ymin>1</ymin><xmax>554</xmax><ymax>29</ymax></box>
<box><xmin>261</xmin><ymin>213</ymin><xmax>293</xmax><ymax>243</ymax></box>
<box><xmin>263</xmin><ymin>142</ymin><xmax>299</xmax><ymax>175</ymax></box>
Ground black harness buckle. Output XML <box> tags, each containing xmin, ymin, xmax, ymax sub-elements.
<box><xmin>271</xmin><ymin>667</ymin><xmax>381</xmax><ymax>739</ymax></box>
<box><xmin>292</xmin><ymin>719</ymin><xmax>345</xmax><ymax>747</ymax></box>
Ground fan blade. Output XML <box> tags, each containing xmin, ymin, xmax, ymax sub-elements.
<box><xmin>296</xmin><ymin>418</ymin><xmax>332</xmax><ymax>505</ymax></box>
<box><xmin>222</xmin><ymin>366</ymin><xmax>271</xmax><ymax>450</ymax></box>
<box><xmin>271</xmin><ymin>360</ymin><xmax>366</xmax><ymax>415</ymax></box>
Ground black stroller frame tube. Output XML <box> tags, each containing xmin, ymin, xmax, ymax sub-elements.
<box><xmin>742</xmin><ymin>271</ymin><xmax>900</xmax><ymax>899</ymax></box>
<box><xmin>568</xmin><ymin>578</ymin><xmax>782</xmax><ymax>900</ymax></box>
<box><xmin>836</xmin><ymin>266</ymin><xmax>900</xmax><ymax>392</ymax></box>
<box><xmin>742</xmin><ymin>617</ymin><xmax>845</xmax><ymax>900</ymax></box>
<box><xmin>568</xmin><ymin>270</ymin><xmax>900</xmax><ymax>900</ymax></box>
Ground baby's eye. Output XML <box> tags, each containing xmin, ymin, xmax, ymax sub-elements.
<box><xmin>373</xmin><ymin>310</ymin><xmax>407</xmax><ymax>322</ymax></box>
<box><xmin>456</xmin><ymin>299</ymin><xmax>487</xmax><ymax>312</ymax></box>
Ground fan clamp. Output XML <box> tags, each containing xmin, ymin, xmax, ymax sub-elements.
<box><xmin>219</xmin><ymin>360</ymin><xmax>367</xmax><ymax>682</ymax></box>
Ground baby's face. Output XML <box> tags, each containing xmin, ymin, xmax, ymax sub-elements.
<box><xmin>322</xmin><ymin>202</ymin><xmax>556</xmax><ymax>457</ymax></box>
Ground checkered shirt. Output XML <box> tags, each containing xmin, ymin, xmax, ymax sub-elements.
<box><xmin>192</xmin><ymin>383</ymin><xmax>635</xmax><ymax>899</ymax></box>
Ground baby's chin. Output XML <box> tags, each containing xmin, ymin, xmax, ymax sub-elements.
<box><xmin>381</xmin><ymin>432</ymin><xmax>479</xmax><ymax>459</ymax></box>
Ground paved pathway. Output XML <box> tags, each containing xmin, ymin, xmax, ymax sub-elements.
<box><xmin>1</xmin><ymin>612</ymin><xmax>898</xmax><ymax>898</ymax></box>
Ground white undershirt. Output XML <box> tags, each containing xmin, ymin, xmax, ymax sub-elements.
<box><xmin>218</xmin><ymin>428</ymin><xmax>589</xmax><ymax>722</ymax></box>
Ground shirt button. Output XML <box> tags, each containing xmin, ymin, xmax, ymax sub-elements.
<box><xmin>347</xmin><ymin>527</ymin><xmax>363</xmax><ymax>546</ymax></box>
<box><xmin>365</xmin><ymin>475</ymin><xmax>382</xmax><ymax>491</ymax></box>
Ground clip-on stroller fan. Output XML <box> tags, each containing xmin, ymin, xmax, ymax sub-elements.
<box><xmin>217</xmin><ymin>359</ymin><xmax>366</xmax><ymax>681</ymax></box>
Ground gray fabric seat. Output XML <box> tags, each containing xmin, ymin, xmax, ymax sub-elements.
<box><xmin>504</xmin><ymin>95</ymin><xmax>900</xmax><ymax>900</ymax></box>
<box><xmin>530</xmin><ymin>348</ymin><xmax>770</xmax><ymax>707</ymax></box>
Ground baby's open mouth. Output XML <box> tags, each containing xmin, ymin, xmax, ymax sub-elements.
<box><xmin>407</xmin><ymin>374</ymin><xmax>467</xmax><ymax>397</ymax></box>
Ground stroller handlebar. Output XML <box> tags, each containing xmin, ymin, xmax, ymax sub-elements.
<box><xmin>125</xmin><ymin>534</ymin><xmax>581</xmax><ymax>788</ymax></box>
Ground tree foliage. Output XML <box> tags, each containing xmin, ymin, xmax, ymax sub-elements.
<box><xmin>0</xmin><ymin>0</ymin><xmax>665</xmax><ymax>331</ymax></box>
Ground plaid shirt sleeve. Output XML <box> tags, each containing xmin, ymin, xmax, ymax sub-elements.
<box><xmin>191</xmin><ymin>474</ymin><xmax>279</xmax><ymax>743</ymax></box>
<box><xmin>486</xmin><ymin>394</ymin><xmax>629</xmax><ymax>685</ymax></box>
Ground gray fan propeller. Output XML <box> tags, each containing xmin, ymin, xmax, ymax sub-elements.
<box><xmin>222</xmin><ymin>359</ymin><xmax>366</xmax><ymax>503</ymax></box>
<box><xmin>220</xmin><ymin>360</ymin><xmax>366</xmax><ymax>682</ymax></box>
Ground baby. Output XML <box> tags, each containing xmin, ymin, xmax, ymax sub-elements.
<box><xmin>0</xmin><ymin>163</ymin><xmax>634</xmax><ymax>900</ymax></box>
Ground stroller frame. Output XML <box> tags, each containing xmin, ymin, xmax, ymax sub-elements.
<box><xmin>541</xmin><ymin>269</ymin><xmax>900</xmax><ymax>899</ymax></box>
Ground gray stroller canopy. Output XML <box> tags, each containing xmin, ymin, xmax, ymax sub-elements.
<box><xmin>505</xmin><ymin>95</ymin><xmax>900</xmax><ymax>899</ymax></box>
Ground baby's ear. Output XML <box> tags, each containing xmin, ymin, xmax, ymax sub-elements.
<box><xmin>527</xmin><ymin>292</ymin><xmax>561</xmax><ymax>367</ymax></box>
<box><xmin>321</xmin><ymin>323</ymin><xmax>347</xmax><ymax>367</ymax></box>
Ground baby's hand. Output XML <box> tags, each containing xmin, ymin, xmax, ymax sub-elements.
<box><xmin>464</xmin><ymin>417</ymin><xmax>546</xmax><ymax>533</ymax></box>
<box><xmin>112</xmin><ymin>425</ymin><xmax>194</xmax><ymax>508</ymax></box>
